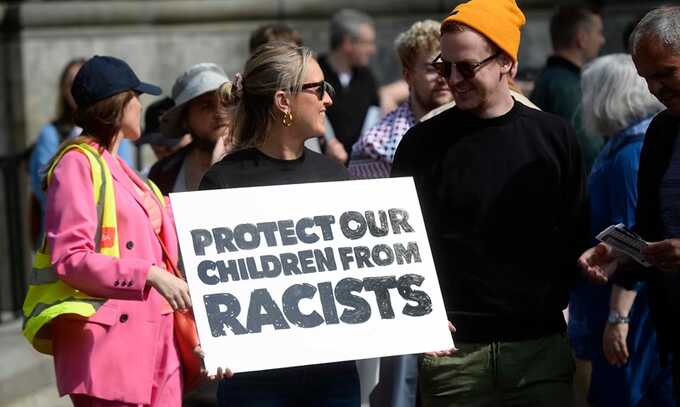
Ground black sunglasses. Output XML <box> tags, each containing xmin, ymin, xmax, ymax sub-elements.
<box><xmin>430</xmin><ymin>52</ymin><xmax>500</xmax><ymax>79</ymax></box>
<box><xmin>294</xmin><ymin>81</ymin><xmax>336</xmax><ymax>101</ymax></box>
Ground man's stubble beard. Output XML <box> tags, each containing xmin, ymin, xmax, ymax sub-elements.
<box><xmin>192</xmin><ymin>130</ymin><xmax>223</xmax><ymax>152</ymax></box>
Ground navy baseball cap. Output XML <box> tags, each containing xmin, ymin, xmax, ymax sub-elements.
<box><xmin>71</xmin><ymin>55</ymin><xmax>162</xmax><ymax>108</ymax></box>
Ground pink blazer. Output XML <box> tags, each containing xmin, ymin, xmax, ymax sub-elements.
<box><xmin>45</xmin><ymin>145</ymin><xmax>181</xmax><ymax>404</ymax></box>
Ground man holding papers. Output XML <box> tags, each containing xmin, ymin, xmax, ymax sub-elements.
<box><xmin>579</xmin><ymin>6</ymin><xmax>680</xmax><ymax>402</ymax></box>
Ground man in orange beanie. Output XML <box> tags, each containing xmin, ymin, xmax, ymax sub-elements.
<box><xmin>392</xmin><ymin>0</ymin><xmax>589</xmax><ymax>405</ymax></box>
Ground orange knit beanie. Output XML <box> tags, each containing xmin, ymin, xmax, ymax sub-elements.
<box><xmin>441</xmin><ymin>0</ymin><xmax>526</xmax><ymax>63</ymax></box>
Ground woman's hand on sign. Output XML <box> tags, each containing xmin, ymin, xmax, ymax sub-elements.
<box><xmin>424</xmin><ymin>320</ymin><xmax>458</xmax><ymax>357</ymax></box>
<box><xmin>214</xmin><ymin>366</ymin><xmax>234</xmax><ymax>381</ymax></box>
<box><xmin>193</xmin><ymin>345</ymin><xmax>210</xmax><ymax>383</ymax></box>
<box><xmin>147</xmin><ymin>265</ymin><xmax>192</xmax><ymax>311</ymax></box>
<box><xmin>194</xmin><ymin>345</ymin><xmax>234</xmax><ymax>380</ymax></box>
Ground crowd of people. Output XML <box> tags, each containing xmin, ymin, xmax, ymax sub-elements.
<box><xmin>18</xmin><ymin>0</ymin><xmax>680</xmax><ymax>406</ymax></box>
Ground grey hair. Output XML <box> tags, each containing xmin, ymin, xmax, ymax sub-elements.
<box><xmin>228</xmin><ymin>43</ymin><xmax>313</xmax><ymax>149</ymax></box>
<box><xmin>630</xmin><ymin>6</ymin><xmax>680</xmax><ymax>55</ymax></box>
<box><xmin>581</xmin><ymin>53</ymin><xmax>664</xmax><ymax>137</ymax></box>
<box><xmin>330</xmin><ymin>9</ymin><xmax>374</xmax><ymax>50</ymax></box>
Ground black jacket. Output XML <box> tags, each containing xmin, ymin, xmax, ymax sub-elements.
<box><xmin>318</xmin><ymin>55</ymin><xmax>380</xmax><ymax>155</ymax></box>
<box><xmin>613</xmin><ymin>110</ymin><xmax>680</xmax><ymax>366</ymax></box>
<box><xmin>148</xmin><ymin>143</ymin><xmax>194</xmax><ymax>195</ymax></box>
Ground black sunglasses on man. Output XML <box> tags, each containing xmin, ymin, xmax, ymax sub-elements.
<box><xmin>431</xmin><ymin>52</ymin><xmax>500</xmax><ymax>80</ymax></box>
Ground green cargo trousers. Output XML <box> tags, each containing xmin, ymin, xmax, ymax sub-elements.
<box><xmin>420</xmin><ymin>333</ymin><xmax>575</xmax><ymax>407</ymax></box>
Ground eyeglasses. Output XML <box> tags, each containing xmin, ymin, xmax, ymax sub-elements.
<box><xmin>295</xmin><ymin>81</ymin><xmax>336</xmax><ymax>101</ymax></box>
<box><xmin>430</xmin><ymin>52</ymin><xmax>500</xmax><ymax>79</ymax></box>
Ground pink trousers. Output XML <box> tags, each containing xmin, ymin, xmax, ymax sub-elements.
<box><xmin>59</xmin><ymin>313</ymin><xmax>182</xmax><ymax>407</ymax></box>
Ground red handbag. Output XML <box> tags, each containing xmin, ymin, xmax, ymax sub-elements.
<box><xmin>159</xmin><ymin>238</ymin><xmax>204</xmax><ymax>393</ymax></box>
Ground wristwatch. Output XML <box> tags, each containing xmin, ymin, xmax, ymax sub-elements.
<box><xmin>607</xmin><ymin>310</ymin><xmax>630</xmax><ymax>325</ymax></box>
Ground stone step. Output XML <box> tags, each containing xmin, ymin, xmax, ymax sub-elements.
<box><xmin>0</xmin><ymin>319</ymin><xmax>68</xmax><ymax>406</ymax></box>
<box><xmin>4</xmin><ymin>386</ymin><xmax>70</xmax><ymax>407</ymax></box>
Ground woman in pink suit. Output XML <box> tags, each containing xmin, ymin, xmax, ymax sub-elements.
<box><xmin>44</xmin><ymin>55</ymin><xmax>191</xmax><ymax>406</ymax></box>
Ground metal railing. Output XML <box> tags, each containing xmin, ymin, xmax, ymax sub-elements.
<box><xmin>0</xmin><ymin>147</ymin><xmax>30</xmax><ymax>318</ymax></box>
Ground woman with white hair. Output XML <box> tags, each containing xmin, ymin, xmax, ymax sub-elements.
<box><xmin>569</xmin><ymin>53</ymin><xmax>673</xmax><ymax>407</ymax></box>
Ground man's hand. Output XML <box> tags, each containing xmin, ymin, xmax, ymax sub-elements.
<box><xmin>603</xmin><ymin>323</ymin><xmax>629</xmax><ymax>367</ymax></box>
<box><xmin>424</xmin><ymin>321</ymin><xmax>458</xmax><ymax>357</ymax></box>
<box><xmin>325</xmin><ymin>137</ymin><xmax>348</xmax><ymax>165</ymax></box>
<box><xmin>578</xmin><ymin>243</ymin><xmax>620</xmax><ymax>284</ymax></box>
<box><xmin>211</xmin><ymin>133</ymin><xmax>233</xmax><ymax>165</ymax></box>
<box><xmin>642</xmin><ymin>239</ymin><xmax>680</xmax><ymax>271</ymax></box>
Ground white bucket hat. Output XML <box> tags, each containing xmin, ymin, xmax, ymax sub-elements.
<box><xmin>160</xmin><ymin>62</ymin><xmax>230</xmax><ymax>138</ymax></box>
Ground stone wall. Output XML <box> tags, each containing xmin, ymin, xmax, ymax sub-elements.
<box><xmin>2</xmin><ymin>0</ymin><xmax>666</xmax><ymax>150</ymax></box>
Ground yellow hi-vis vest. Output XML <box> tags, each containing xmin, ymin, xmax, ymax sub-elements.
<box><xmin>22</xmin><ymin>143</ymin><xmax>165</xmax><ymax>354</ymax></box>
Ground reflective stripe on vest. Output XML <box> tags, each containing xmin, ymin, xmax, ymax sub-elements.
<box><xmin>22</xmin><ymin>143</ymin><xmax>165</xmax><ymax>355</ymax></box>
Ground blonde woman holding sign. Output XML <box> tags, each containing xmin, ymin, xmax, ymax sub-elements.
<box><xmin>200</xmin><ymin>43</ymin><xmax>358</xmax><ymax>406</ymax></box>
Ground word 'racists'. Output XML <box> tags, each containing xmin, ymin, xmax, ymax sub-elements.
<box><xmin>204</xmin><ymin>274</ymin><xmax>433</xmax><ymax>337</ymax></box>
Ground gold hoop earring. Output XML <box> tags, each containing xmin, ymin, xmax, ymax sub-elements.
<box><xmin>282</xmin><ymin>111</ymin><xmax>293</xmax><ymax>127</ymax></box>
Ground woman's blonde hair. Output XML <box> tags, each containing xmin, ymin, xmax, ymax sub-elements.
<box><xmin>225</xmin><ymin>43</ymin><xmax>313</xmax><ymax>150</ymax></box>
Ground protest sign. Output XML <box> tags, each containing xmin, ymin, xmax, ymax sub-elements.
<box><xmin>170</xmin><ymin>177</ymin><xmax>453</xmax><ymax>374</ymax></box>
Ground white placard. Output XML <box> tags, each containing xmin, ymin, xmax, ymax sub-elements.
<box><xmin>170</xmin><ymin>177</ymin><xmax>453</xmax><ymax>375</ymax></box>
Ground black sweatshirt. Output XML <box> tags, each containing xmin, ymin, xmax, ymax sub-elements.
<box><xmin>391</xmin><ymin>101</ymin><xmax>589</xmax><ymax>343</ymax></box>
<box><xmin>200</xmin><ymin>147</ymin><xmax>348</xmax><ymax>190</ymax></box>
